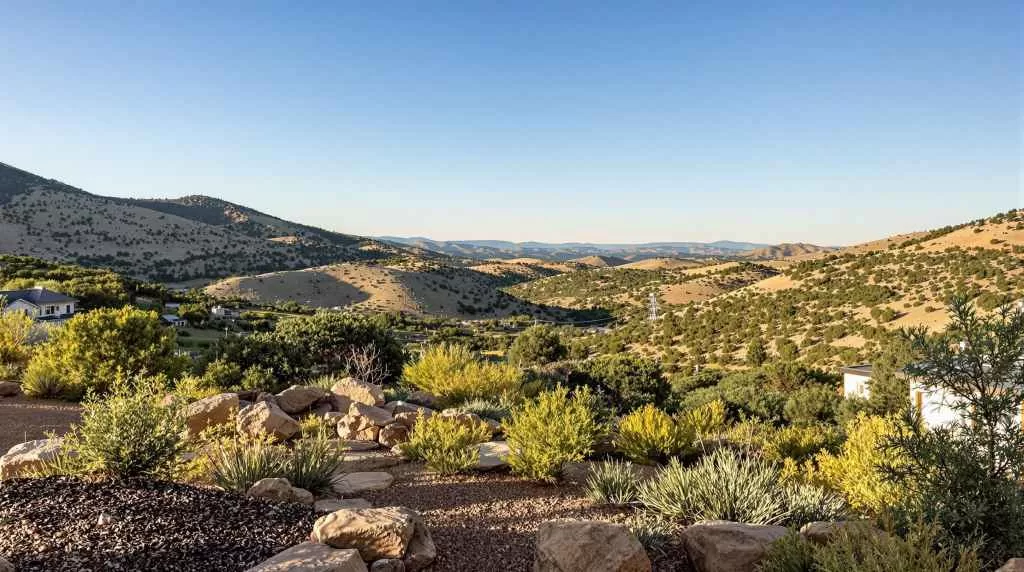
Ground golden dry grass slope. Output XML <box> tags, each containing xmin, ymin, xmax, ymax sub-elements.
<box><xmin>644</xmin><ymin>210</ymin><xmax>1024</xmax><ymax>367</ymax></box>
<box><xmin>0</xmin><ymin>162</ymin><xmax>407</xmax><ymax>282</ymax></box>
<box><xmin>205</xmin><ymin>259</ymin><xmax>577</xmax><ymax>319</ymax></box>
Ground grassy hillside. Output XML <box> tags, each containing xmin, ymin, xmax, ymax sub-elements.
<box><xmin>0</xmin><ymin>162</ymin><xmax>405</xmax><ymax>282</ymax></box>
<box><xmin>614</xmin><ymin>210</ymin><xmax>1024</xmax><ymax>369</ymax></box>
<box><xmin>205</xmin><ymin>258</ymin><xmax>586</xmax><ymax>320</ymax></box>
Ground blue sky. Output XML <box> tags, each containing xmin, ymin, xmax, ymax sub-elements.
<box><xmin>1</xmin><ymin>2</ymin><xmax>1019</xmax><ymax>245</ymax></box>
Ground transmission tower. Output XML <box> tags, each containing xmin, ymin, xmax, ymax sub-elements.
<box><xmin>648</xmin><ymin>293</ymin><xmax>660</xmax><ymax>322</ymax></box>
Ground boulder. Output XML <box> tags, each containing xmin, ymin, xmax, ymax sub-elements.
<box><xmin>334</xmin><ymin>472</ymin><xmax>395</xmax><ymax>496</ymax></box>
<box><xmin>378</xmin><ymin>424</ymin><xmax>409</xmax><ymax>449</ymax></box>
<box><xmin>0</xmin><ymin>438</ymin><xmax>66</xmax><ymax>479</ymax></box>
<box><xmin>394</xmin><ymin>507</ymin><xmax>435</xmax><ymax>572</ymax></box>
<box><xmin>681</xmin><ymin>521</ymin><xmax>788</xmax><ymax>572</ymax></box>
<box><xmin>245</xmin><ymin>542</ymin><xmax>367</xmax><ymax>572</ymax></box>
<box><xmin>393</xmin><ymin>411</ymin><xmax>431</xmax><ymax>430</ymax></box>
<box><xmin>315</xmin><ymin>498</ymin><xmax>373</xmax><ymax>514</ymax></box>
<box><xmin>0</xmin><ymin>381</ymin><xmax>22</xmax><ymax>397</ymax></box>
<box><xmin>338</xmin><ymin>414</ymin><xmax>381</xmax><ymax>442</ymax></box>
<box><xmin>404</xmin><ymin>391</ymin><xmax>439</xmax><ymax>409</ymax></box>
<box><xmin>369</xmin><ymin>559</ymin><xmax>405</xmax><ymax>572</ymax></box>
<box><xmin>472</xmin><ymin>441</ymin><xmax>510</xmax><ymax>470</ymax></box>
<box><xmin>331</xmin><ymin>377</ymin><xmax>385</xmax><ymax>408</ymax></box>
<box><xmin>998</xmin><ymin>559</ymin><xmax>1024</xmax><ymax>572</ymax></box>
<box><xmin>311</xmin><ymin>402</ymin><xmax>334</xmax><ymax>417</ymax></box>
<box><xmin>349</xmin><ymin>403</ymin><xmax>395</xmax><ymax>428</ymax></box>
<box><xmin>247</xmin><ymin>478</ymin><xmax>313</xmax><ymax>505</ymax></box>
<box><xmin>0</xmin><ymin>555</ymin><xmax>13</xmax><ymax>572</ymax></box>
<box><xmin>534</xmin><ymin>520</ymin><xmax>650</xmax><ymax>572</ymax></box>
<box><xmin>311</xmin><ymin>507</ymin><xmax>416</xmax><ymax>561</ymax></box>
<box><xmin>276</xmin><ymin>385</ymin><xmax>326</xmax><ymax>415</ymax></box>
<box><xmin>238</xmin><ymin>401</ymin><xmax>301</xmax><ymax>441</ymax></box>
<box><xmin>383</xmin><ymin>401</ymin><xmax>434</xmax><ymax>417</ymax></box>
<box><xmin>340</xmin><ymin>451</ymin><xmax>403</xmax><ymax>473</ymax></box>
<box><xmin>342</xmin><ymin>440</ymin><xmax>381</xmax><ymax>452</ymax></box>
<box><xmin>184</xmin><ymin>392</ymin><xmax>239</xmax><ymax>437</ymax></box>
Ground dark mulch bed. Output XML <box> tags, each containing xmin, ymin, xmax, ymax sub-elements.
<box><xmin>0</xmin><ymin>477</ymin><xmax>317</xmax><ymax>572</ymax></box>
<box><xmin>365</xmin><ymin>464</ymin><xmax>690</xmax><ymax>572</ymax></box>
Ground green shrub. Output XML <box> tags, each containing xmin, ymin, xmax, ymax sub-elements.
<box><xmin>450</xmin><ymin>397</ymin><xmax>511</xmax><ymax>421</ymax></box>
<box><xmin>760</xmin><ymin>522</ymin><xmax>980</xmax><ymax>572</ymax></box>
<box><xmin>639</xmin><ymin>449</ymin><xmax>788</xmax><ymax>525</ymax></box>
<box><xmin>23</xmin><ymin>307</ymin><xmax>184</xmax><ymax>398</ymax></box>
<box><xmin>678</xmin><ymin>399</ymin><xmax>727</xmax><ymax>437</ymax></box>
<box><xmin>505</xmin><ymin>386</ymin><xmax>602</xmax><ymax>482</ymax></box>
<box><xmin>586</xmin><ymin>460</ymin><xmax>640</xmax><ymax>505</ymax></box>
<box><xmin>783</xmin><ymin>385</ymin><xmax>840</xmax><ymax>426</ymax></box>
<box><xmin>72</xmin><ymin>380</ymin><xmax>187</xmax><ymax>478</ymax></box>
<box><xmin>207</xmin><ymin>435</ymin><xmax>287</xmax><ymax>492</ymax></box>
<box><xmin>507</xmin><ymin>325</ymin><xmax>567</xmax><ymax>366</ymax></box>
<box><xmin>403</xmin><ymin>344</ymin><xmax>523</xmax><ymax>405</ymax></box>
<box><xmin>814</xmin><ymin>414</ymin><xmax>907</xmax><ymax>515</ymax></box>
<box><xmin>20</xmin><ymin>360</ymin><xmax>66</xmax><ymax>399</ymax></box>
<box><xmin>402</xmin><ymin>413</ymin><xmax>491</xmax><ymax>474</ymax></box>
<box><xmin>569</xmin><ymin>354</ymin><xmax>668</xmax><ymax>413</ymax></box>
<box><xmin>615</xmin><ymin>404</ymin><xmax>688</xmax><ymax>464</ymax></box>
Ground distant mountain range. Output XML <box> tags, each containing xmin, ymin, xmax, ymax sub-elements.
<box><xmin>377</xmin><ymin>236</ymin><xmax>777</xmax><ymax>261</ymax></box>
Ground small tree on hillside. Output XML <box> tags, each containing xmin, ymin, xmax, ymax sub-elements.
<box><xmin>507</xmin><ymin>325</ymin><xmax>567</xmax><ymax>366</ymax></box>
<box><xmin>746</xmin><ymin>337</ymin><xmax>768</xmax><ymax>367</ymax></box>
<box><xmin>884</xmin><ymin>297</ymin><xmax>1024</xmax><ymax>565</ymax></box>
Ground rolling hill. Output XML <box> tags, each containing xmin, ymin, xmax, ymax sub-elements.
<box><xmin>743</xmin><ymin>243</ymin><xmax>836</xmax><ymax>259</ymax></box>
<box><xmin>0</xmin><ymin>162</ymin><xmax>408</xmax><ymax>282</ymax></box>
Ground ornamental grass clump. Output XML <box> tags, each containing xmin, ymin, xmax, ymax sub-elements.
<box><xmin>586</xmin><ymin>460</ymin><xmax>640</xmax><ymax>505</ymax></box>
<box><xmin>505</xmin><ymin>386</ymin><xmax>602</xmax><ymax>482</ymax></box>
<box><xmin>207</xmin><ymin>435</ymin><xmax>287</xmax><ymax>492</ymax></box>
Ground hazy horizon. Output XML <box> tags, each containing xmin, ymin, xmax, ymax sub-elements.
<box><xmin>1</xmin><ymin>2</ymin><xmax>1019</xmax><ymax>245</ymax></box>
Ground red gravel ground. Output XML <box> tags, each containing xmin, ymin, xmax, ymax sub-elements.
<box><xmin>364</xmin><ymin>464</ymin><xmax>690</xmax><ymax>572</ymax></box>
<box><xmin>0</xmin><ymin>396</ymin><xmax>82</xmax><ymax>452</ymax></box>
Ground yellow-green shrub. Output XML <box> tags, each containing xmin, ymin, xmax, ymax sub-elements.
<box><xmin>402</xmin><ymin>344</ymin><xmax>523</xmax><ymax>405</ymax></box>
<box><xmin>402</xmin><ymin>413</ymin><xmax>492</xmax><ymax>474</ymax></box>
<box><xmin>505</xmin><ymin>386</ymin><xmax>602</xmax><ymax>482</ymax></box>
<box><xmin>814</xmin><ymin>413</ymin><xmax>907</xmax><ymax>515</ymax></box>
<box><xmin>678</xmin><ymin>399</ymin><xmax>727</xmax><ymax>437</ymax></box>
<box><xmin>616</xmin><ymin>404</ymin><xmax>688</xmax><ymax>464</ymax></box>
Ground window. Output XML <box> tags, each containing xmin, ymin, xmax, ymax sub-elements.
<box><xmin>65</xmin><ymin>304</ymin><xmax>71</xmax><ymax>314</ymax></box>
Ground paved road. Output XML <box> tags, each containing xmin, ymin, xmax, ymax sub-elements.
<box><xmin>0</xmin><ymin>396</ymin><xmax>82</xmax><ymax>452</ymax></box>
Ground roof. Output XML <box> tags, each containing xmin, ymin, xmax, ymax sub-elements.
<box><xmin>840</xmin><ymin>364</ymin><xmax>873</xmax><ymax>376</ymax></box>
<box><xmin>161</xmin><ymin>314</ymin><xmax>185</xmax><ymax>322</ymax></box>
<box><xmin>0</xmin><ymin>287</ymin><xmax>77</xmax><ymax>307</ymax></box>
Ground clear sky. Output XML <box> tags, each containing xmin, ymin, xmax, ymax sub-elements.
<box><xmin>1</xmin><ymin>2</ymin><xmax>1020</xmax><ymax>246</ymax></box>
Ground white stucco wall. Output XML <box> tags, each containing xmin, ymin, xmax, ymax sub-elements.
<box><xmin>843</xmin><ymin>372</ymin><xmax>871</xmax><ymax>398</ymax></box>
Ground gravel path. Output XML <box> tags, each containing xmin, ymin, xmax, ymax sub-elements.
<box><xmin>0</xmin><ymin>396</ymin><xmax>82</xmax><ymax>452</ymax></box>
<box><xmin>364</xmin><ymin>464</ymin><xmax>690</xmax><ymax>571</ymax></box>
<box><xmin>0</xmin><ymin>477</ymin><xmax>317</xmax><ymax>572</ymax></box>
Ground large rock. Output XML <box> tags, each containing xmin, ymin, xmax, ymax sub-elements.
<box><xmin>394</xmin><ymin>507</ymin><xmax>435</xmax><ymax>572</ymax></box>
<box><xmin>369</xmin><ymin>560</ymin><xmax>404</xmax><ymax>572</ymax></box>
<box><xmin>277</xmin><ymin>385</ymin><xmax>326</xmax><ymax>415</ymax></box>
<box><xmin>681</xmin><ymin>521</ymin><xmax>788</xmax><ymax>572</ymax></box>
<box><xmin>349</xmin><ymin>403</ymin><xmax>395</xmax><ymax>428</ymax></box>
<box><xmin>472</xmin><ymin>441</ymin><xmax>510</xmax><ymax>470</ymax></box>
<box><xmin>245</xmin><ymin>542</ymin><xmax>367</xmax><ymax>572</ymax></box>
<box><xmin>247</xmin><ymin>477</ymin><xmax>314</xmax><ymax>505</ymax></box>
<box><xmin>534</xmin><ymin>520</ymin><xmax>650</xmax><ymax>572</ymax></box>
<box><xmin>238</xmin><ymin>400</ymin><xmax>300</xmax><ymax>441</ymax></box>
<box><xmin>341</xmin><ymin>440</ymin><xmax>381</xmax><ymax>452</ymax></box>
<box><xmin>998</xmin><ymin>559</ymin><xmax>1024</xmax><ymax>572</ymax></box>
<box><xmin>383</xmin><ymin>401</ymin><xmax>434</xmax><ymax>418</ymax></box>
<box><xmin>315</xmin><ymin>498</ymin><xmax>372</xmax><ymax>513</ymax></box>
<box><xmin>184</xmin><ymin>392</ymin><xmax>239</xmax><ymax>437</ymax></box>
<box><xmin>340</xmin><ymin>451</ymin><xmax>403</xmax><ymax>473</ymax></box>
<box><xmin>378</xmin><ymin>424</ymin><xmax>409</xmax><ymax>449</ymax></box>
<box><xmin>331</xmin><ymin>377</ymin><xmax>385</xmax><ymax>408</ymax></box>
<box><xmin>0</xmin><ymin>438</ymin><xmax>66</xmax><ymax>479</ymax></box>
<box><xmin>0</xmin><ymin>381</ymin><xmax>21</xmax><ymax>397</ymax></box>
<box><xmin>334</xmin><ymin>472</ymin><xmax>395</xmax><ymax>496</ymax></box>
<box><xmin>404</xmin><ymin>391</ymin><xmax>439</xmax><ymax>409</ymax></box>
<box><xmin>338</xmin><ymin>414</ymin><xmax>381</xmax><ymax>442</ymax></box>
<box><xmin>312</xmin><ymin>507</ymin><xmax>416</xmax><ymax>561</ymax></box>
<box><xmin>0</xmin><ymin>555</ymin><xmax>13</xmax><ymax>572</ymax></box>
<box><xmin>393</xmin><ymin>411</ymin><xmax>431</xmax><ymax>430</ymax></box>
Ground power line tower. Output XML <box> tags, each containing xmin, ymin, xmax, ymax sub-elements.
<box><xmin>648</xmin><ymin>293</ymin><xmax>660</xmax><ymax>322</ymax></box>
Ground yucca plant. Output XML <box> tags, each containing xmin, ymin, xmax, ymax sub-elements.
<box><xmin>586</xmin><ymin>460</ymin><xmax>640</xmax><ymax>505</ymax></box>
<box><xmin>284</xmin><ymin>431</ymin><xmax>345</xmax><ymax>494</ymax></box>
<box><xmin>207</xmin><ymin>436</ymin><xmax>287</xmax><ymax>492</ymax></box>
<box><xmin>639</xmin><ymin>448</ymin><xmax>790</xmax><ymax>525</ymax></box>
<box><xmin>784</xmin><ymin>482</ymin><xmax>847</xmax><ymax>527</ymax></box>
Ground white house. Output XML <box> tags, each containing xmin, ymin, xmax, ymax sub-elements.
<box><xmin>210</xmin><ymin>305</ymin><xmax>240</xmax><ymax>319</ymax></box>
<box><xmin>840</xmin><ymin>362</ymin><xmax>1020</xmax><ymax>429</ymax></box>
<box><xmin>0</xmin><ymin>287</ymin><xmax>77</xmax><ymax>323</ymax></box>
<box><xmin>161</xmin><ymin>314</ymin><xmax>189</xmax><ymax>328</ymax></box>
